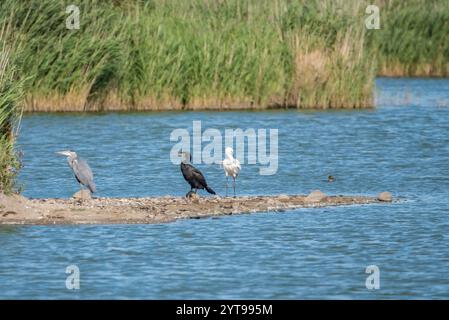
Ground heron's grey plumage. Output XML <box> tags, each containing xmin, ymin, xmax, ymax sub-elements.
<box><xmin>57</xmin><ymin>150</ymin><xmax>96</xmax><ymax>193</ymax></box>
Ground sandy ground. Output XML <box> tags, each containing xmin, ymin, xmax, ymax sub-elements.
<box><xmin>0</xmin><ymin>192</ymin><xmax>389</xmax><ymax>225</ymax></box>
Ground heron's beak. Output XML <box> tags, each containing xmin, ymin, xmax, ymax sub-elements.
<box><xmin>56</xmin><ymin>151</ymin><xmax>70</xmax><ymax>156</ymax></box>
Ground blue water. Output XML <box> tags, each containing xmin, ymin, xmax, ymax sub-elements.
<box><xmin>1</xmin><ymin>78</ymin><xmax>449</xmax><ymax>299</ymax></box>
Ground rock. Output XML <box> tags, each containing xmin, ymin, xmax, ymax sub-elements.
<box><xmin>305</xmin><ymin>190</ymin><xmax>327</xmax><ymax>202</ymax></box>
<box><xmin>73</xmin><ymin>190</ymin><xmax>92</xmax><ymax>200</ymax></box>
<box><xmin>377</xmin><ymin>192</ymin><xmax>393</xmax><ymax>202</ymax></box>
<box><xmin>186</xmin><ymin>192</ymin><xmax>200</xmax><ymax>203</ymax></box>
<box><xmin>185</xmin><ymin>191</ymin><xmax>196</xmax><ymax>198</ymax></box>
<box><xmin>2</xmin><ymin>211</ymin><xmax>17</xmax><ymax>217</ymax></box>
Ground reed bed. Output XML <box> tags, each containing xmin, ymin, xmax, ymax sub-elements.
<box><xmin>374</xmin><ymin>0</ymin><xmax>449</xmax><ymax>77</ymax></box>
<box><xmin>0</xmin><ymin>0</ymin><xmax>447</xmax><ymax>112</ymax></box>
<box><xmin>0</xmin><ymin>21</ymin><xmax>24</xmax><ymax>193</ymax></box>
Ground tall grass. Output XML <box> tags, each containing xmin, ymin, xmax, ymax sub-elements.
<box><xmin>0</xmin><ymin>0</ymin><xmax>447</xmax><ymax>112</ymax></box>
<box><xmin>0</xmin><ymin>21</ymin><xmax>24</xmax><ymax>194</ymax></box>
<box><xmin>372</xmin><ymin>0</ymin><xmax>449</xmax><ymax>77</ymax></box>
<box><xmin>0</xmin><ymin>0</ymin><xmax>374</xmax><ymax>110</ymax></box>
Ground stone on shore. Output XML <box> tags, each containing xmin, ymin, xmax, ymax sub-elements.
<box><xmin>73</xmin><ymin>189</ymin><xmax>92</xmax><ymax>200</ymax></box>
<box><xmin>377</xmin><ymin>191</ymin><xmax>393</xmax><ymax>202</ymax></box>
<box><xmin>305</xmin><ymin>190</ymin><xmax>327</xmax><ymax>202</ymax></box>
<box><xmin>185</xmin><ymin>191</ymin><xmax>201</xmax><ymax>204</ymax></box>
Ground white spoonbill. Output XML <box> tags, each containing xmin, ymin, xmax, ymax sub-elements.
<box><xmin>222</xmin><ymin>147</ymin><xmax>241</xmax><ymax>197</ymax></box>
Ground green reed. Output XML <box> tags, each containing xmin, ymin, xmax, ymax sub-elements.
<box><xmin>0</xmin><ymin>0</ymin><xmax>447</xmax><ymax>112</ymax></box>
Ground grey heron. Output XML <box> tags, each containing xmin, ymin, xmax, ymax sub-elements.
<box><xmin>56</xmin><ymin>150</ymin><xmax>96</xmax><ymax>194</ymax></box>
<box><xmin>222</xmin><ymin>147</ymin><xmax>241</xmax><ymax>197</ymax></box>
<box><xmin>179</xmin><ymin>151</ymin><xmax>215</xmax><ymax>197</ymax></box>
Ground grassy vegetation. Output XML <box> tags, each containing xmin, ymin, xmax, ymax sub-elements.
<box><xmin>0</xmin><ymin>0</ymin><xmax>447</xmax><ymax>112</ymax></box>
<box><xmin>0</xmin><ymin>21</ymin><xmax>24</xmax><ymax>193</ymax></box>
<box><xmin>372</xmin><ymin>0</ymin><xmax>449</xmax><ymax>77</ymax></box>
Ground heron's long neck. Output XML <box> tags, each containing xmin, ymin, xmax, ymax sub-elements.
<box><xmin>67</xmin><ymin>155</ymin><xmax>77</xmax><ymax>166</ymax></box>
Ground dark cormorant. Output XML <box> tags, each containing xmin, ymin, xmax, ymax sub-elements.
<box><xmin>179</xmin><ymin>151</ymin><xmax>216</xmax><ymax>197</ymax></box>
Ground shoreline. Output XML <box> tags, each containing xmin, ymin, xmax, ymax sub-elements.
<box><xmin>0</xmin><ymin>193</ymin><xmax>390</xmax><ymax>226</ymax></box>
<box><xmin>22</xmin><ymin>97</ymin><xmax>373</xmax><ymax>113</ymax></box>
<box><xmin>20</xmin><ymin>76</ymin><xmax>449</xmax><ymax>113</ymax></box>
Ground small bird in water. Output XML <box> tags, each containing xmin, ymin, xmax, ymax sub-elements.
<box><xmin>179</xmin><ymin>151</ymin><xmax>216</xmax><ymax>197</ymax></box>
<box><xmin>222</xmin><ymin>147</ymin><xmax>241</xmax><ymax>197</ymax></box>
<box><xmin>327</xmin><ymin>175</ymin><xmax>335</xmax><ymax>183</ymax></box>
<box><xmin>56</xmin><ymin>150</ymin><xmax>96</xmax><ymax>194</ymax></box>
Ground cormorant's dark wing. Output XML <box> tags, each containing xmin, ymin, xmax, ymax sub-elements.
<box><xmin>180</xmin><ymin>163</ymin><xmax>216</xmax><ymax>194</ymax></box>
<box><xmin>184</xmin><ymin>163</ymin><xmax>208</xmax><ymax>187</ymax></box>
<box><xmin>191</xmin><ymin>167</ymin><xmax>208</xmax><ymax>187</ymax></box>
<box><xmin>72</xmin><ymin>158</ymin><xmax>96</xmax><ymax>193</ymax></box>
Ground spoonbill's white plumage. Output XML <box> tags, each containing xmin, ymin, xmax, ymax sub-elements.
<box><xmin>222</xmin><ymin>147</ymin><xmax>241</xmax><ymax>197</ymax></box>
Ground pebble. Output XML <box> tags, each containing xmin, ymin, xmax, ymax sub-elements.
<box><xmin>305</xmin><ymin>190</ymin><xmax>327</xmax><ymax>202</ymax></box>
<box><xmin>378</xmin><ymin>191</ymin><xmax>393</xmax><ymax>202</ymax></box>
